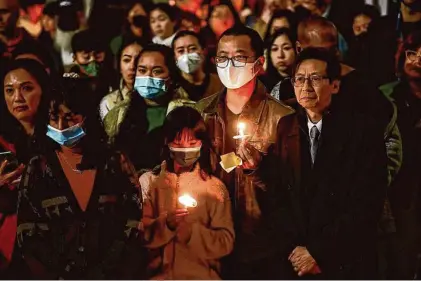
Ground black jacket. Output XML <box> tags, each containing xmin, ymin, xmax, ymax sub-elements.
<box><xmin>265</xmin><ymin>104</ymin><xmax>388</xmax><ymax>279</ymax></box>
<box><xmin>16</xmin><ymin>149</ymin><xmax>145</xmax><ymax>279</ymax></box>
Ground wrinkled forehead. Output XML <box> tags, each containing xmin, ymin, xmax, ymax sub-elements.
<box><xmin>296</xmin><ymin>59</ymin><xmax>328</xmax><ymax>74</ymax></box>
<box><xmin>218</xmin><ymin>35</ymin><xmax>254</xmax><ymax>55</ymax></box>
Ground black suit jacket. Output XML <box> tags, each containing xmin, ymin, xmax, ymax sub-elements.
<box><xmin>264</xmin><ymin>106</ymin><xmax>388</xmax><ymax>279</ymax></box>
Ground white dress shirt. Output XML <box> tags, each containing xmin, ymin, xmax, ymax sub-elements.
<box><xmin>307</xmin><ymin>118</ymin><xmax>323</xmax><ymax>148</ymax></box>
<box><xmin>307</xmin><ymin>118</ymin><xmax>323</xmax><ymax>137</ymax></box>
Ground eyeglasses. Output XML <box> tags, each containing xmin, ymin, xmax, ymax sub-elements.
<box><xmin>406</xmin><ymin>50</ymin><xmax>421</xmax><ymax>62</ymax></box>
<box><xmin>291</xmin><ymin>75</ymin><xmax>330</xmax><ymax>87</ymax></box>
<box><xmin>215</xmin><ymin>56</ymin><xmax>255</xmax><ymax>68</ymax></box>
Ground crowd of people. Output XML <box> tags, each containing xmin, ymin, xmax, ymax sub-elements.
<box><xmin>0</xmin><ymin>0</ymin><xmax>420</xmax><ymax>279</ymax></box>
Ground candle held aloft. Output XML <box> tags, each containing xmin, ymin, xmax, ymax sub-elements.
<box><xmin>178</xmin><ymin>194</ymin><xmax>197</xmax><ymax>208</ymax></box>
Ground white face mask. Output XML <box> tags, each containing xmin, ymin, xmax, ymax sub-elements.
<box><xmin>217</xmin><ymin>60</ymin><xmax>258</xmax><ymax>89</ymax></box>
<box><xmin>177</xmin><ymin>52</ymin><xmax>203</xmax><ymax>74</ymax></box>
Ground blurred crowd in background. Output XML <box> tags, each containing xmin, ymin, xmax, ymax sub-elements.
<box><xmin>0</xmin><ymin>0</ymin><xmax>421</xmax><ymax>279</ymax></box>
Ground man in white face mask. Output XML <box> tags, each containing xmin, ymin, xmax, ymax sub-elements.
<box><xmin>172</xmin><ymin>30</ymin><xmax>223</xmax><ymax>102</ymax></box>
<box><xmin>195</xmin><ymin>25</ymin><xmax>295</xmax><ymax>279</ymax></box>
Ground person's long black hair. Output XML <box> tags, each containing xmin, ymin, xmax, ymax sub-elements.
<box><xmin>161</xmin><ymin>106</ymin><xmax>213</xmax><ymax>179</ymax></box>
<box><xmin>0</xmin><ymin>59</ymin><xmax>52</xmax><ymax>162</ymax></box>
<box><xmin>40</xmin><ymin>77</ymin><xmax>108</xmax><ymax>170</ymax></box>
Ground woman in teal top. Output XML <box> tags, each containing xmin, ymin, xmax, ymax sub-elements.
<box><xmin>103</xmin><ymin>44</ymin><xmax>178</xmax><ymax>172</ymax></box>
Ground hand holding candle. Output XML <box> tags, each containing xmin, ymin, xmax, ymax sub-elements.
<box><xmin>166</xmin><ymin>194</ymin><xmax>196</xmax><ymax>230</ymax></box>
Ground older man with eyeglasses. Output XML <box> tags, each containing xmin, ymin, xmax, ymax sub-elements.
<box><xmin>265</xmin><ymin>47</ymin><xmax>388</xmax><ymax>279</ymax></box>
<box><xmin>195</xmin><ymin>25</ymin><xmax>295</xmax><ymax>279</ymax></box>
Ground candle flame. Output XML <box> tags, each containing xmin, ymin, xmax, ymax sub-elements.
<box><xmin>238</xmin><ymin>122</ymin><xmax>246</xmax><ymax>137</ymax></box>
<box><xmin>237</xmin><ymin>122</ymin><xmax>246</xmax><ymax>130</ymax></box>
<box><xmin>178</xmin><ymin>194</ymin><xmax>197</xmax><ymax>208</ymax></box>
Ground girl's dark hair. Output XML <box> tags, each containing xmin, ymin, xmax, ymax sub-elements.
<box><xmin>150</xmin><ymin>3</ymin><xmax>181</xmax><ymax>33</ymax></box>
<box><xmin>150</xmin><ymin>3</ymin><xmax>178</xmax><ymax>22</ymax></box>
<box><xmin>41</xmin><ymin>77</ymin><xmax>107</xmax><ymax>169</ymax></box>
<box><xmin>0</xmin><ymin>59</ymin><xmax>52</xmax><ymax>162</ymax></box>
<box><xmin>396</xmin><ymin>30</ymin><xmax>421</xmax><ymax>77</ymax></box>
<box><xmin>12</xmin><ymin>40</ymin><xmax>57</xmax><ymax>73</ymax></box>
<box><xmin>162</xmin><ymin>106</ymin><xmax>213</xmax><ymax>178</ymax></box>
<box><xmin>264</xmin><ymin>9</ymin><xmax>297</xmax><ymax>43</ymax></box>
<box><xmin>265</xmin><ymin>28</ymin><xmax>297</xmax><ymax>80</ymax></box>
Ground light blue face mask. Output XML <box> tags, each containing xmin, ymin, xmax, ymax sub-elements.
<box><xmin>134</xmin><ymin>76</ymin><xmax>168</xmax><ymax>99</ymax></box>
<box><xmin>46</xmin><ymin>123</ymin><xmax>86</xmax><ymax>147</ymax></box>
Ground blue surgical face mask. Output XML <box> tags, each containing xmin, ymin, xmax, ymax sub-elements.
<box><xmin>46</xmin><ymin>123</ymin><xmax>86</xmax><ymax>147</ymax></box>
<box><xmin>134</xmin><ymin>76</ymin><xmax>168</xmax><ymax>99</ymax></box>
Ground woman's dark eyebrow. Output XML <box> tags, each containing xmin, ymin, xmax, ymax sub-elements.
<box><xmin>20</xmin><ymin>81</ymin><xmax>34</xmax><ymax>87</ymax></box>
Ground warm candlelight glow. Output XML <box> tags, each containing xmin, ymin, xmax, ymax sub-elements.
<box><xmin>233</xmin><ymin>122</ymin><xmax>248</xmax><ymax>140</ymax></box>
<box><xmin>178</xmin><ymin>194</ymin><xmax>197</xmax><ymax>208</ymax></box>
<box><xmin>238</xmin><ymin>122</ymin><xmax>245</xmax><ymax>137</ymax></box>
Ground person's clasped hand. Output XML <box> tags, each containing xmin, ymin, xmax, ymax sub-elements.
<box><xmin>166</xmin><ymin>208</ymin><xmax>189</xmax><ymax>230</ymax></box>
<box><xmin>166</xmin><ymin>208</ymin><xmax>192</xmax><ymax>243</ymax></box>
<box><xmin>237</xmin><ymin>141</ymin><xmax>262</xmax><ymax>170</ymax></box>
<box><xmin>289</xmin><ymin>246</ymin><xmax>322</xmax><ymax>277</ymax></box>
<box><xmin>0</xmin><ymin>160</ymin><xmax>24</xmax><ymax>187</ymax></box>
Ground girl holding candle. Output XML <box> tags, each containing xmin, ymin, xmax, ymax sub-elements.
<box><xmin>140</xmin><ymin>106</ymin><xmax>234</xmax><ymax>280</ymax></box>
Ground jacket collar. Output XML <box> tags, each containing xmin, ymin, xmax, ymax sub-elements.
<box><xmin>203</xmin><ymin>80</ymin><xmax>268</xmax><ymax>125</ymax></box>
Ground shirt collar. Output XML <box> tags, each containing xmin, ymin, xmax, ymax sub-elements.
<box><xmin>307</xmin><ymin>118</ymin><xmax>323</xmax><ymax>135</ymax></box>
<box><xmin>152</xmin><ymin>33</ymin><xmax>177</xmax><ymax>47</ymax></box>
<box><xmin>322</xmin><ymin>4</ymin><xmax>331</xmax><ymax>18</ymax></box>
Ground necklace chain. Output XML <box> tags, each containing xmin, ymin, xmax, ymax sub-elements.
<box><xmin>56</xmin><ymin>151</ymin><xmax>83</xmax><ymax>174</ymax></box>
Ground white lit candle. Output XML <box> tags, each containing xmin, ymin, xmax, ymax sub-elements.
<box><xmin>233</xmin><ymin>122</ymin><xmax>248</xmax><ymax>140</ymax></box>
<box><xmin>178</xmin><ymin>194</ymin><xmax>197</xmax><ymax>208</ymax></box>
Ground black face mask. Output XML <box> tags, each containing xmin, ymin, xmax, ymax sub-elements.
<box><xmin>132</xmin><ymin>15</ymin><xmax>148</xmax><ymax>28</ymax></box>
<box><xmin>354</xmin><ymin>31</ymin><xmax>369</xmax><ymax>42</ymax></box>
